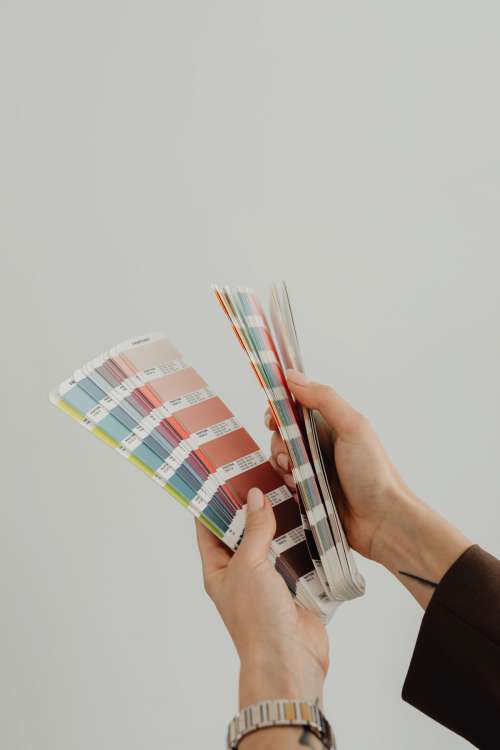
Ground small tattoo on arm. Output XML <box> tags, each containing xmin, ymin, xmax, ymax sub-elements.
<box><xmin>399</xmin><ymin>570</ymin><xmax>438</xmax><ymax>588</ymax></box>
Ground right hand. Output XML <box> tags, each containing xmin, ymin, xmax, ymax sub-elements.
<box><xmin>267</xmin><ymin>369</ymin><xmax>470</xmax><ymax>592</ymax></box>
<box><xmin>268</xmin><ymin>368</ymin><xmax>411</xmax><ymax>563</ymax></box>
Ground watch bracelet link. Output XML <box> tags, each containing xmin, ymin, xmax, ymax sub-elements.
<box><xmin>226</xmin><ymin>698</ymin><xmax>335</xmax><ymax>749</ymax></box>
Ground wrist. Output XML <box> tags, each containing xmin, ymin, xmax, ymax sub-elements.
<box><xmin>372</xmin><ymin>487</ymin><xmax>471</xmax><ymax>587</ymax></box>
<box><xmin>239</xmin><ymin>651</ymin><xmax>326</xmax><ymax>710</ymax></box>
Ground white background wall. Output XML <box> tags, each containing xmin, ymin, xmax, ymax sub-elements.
<box><xmin>2</xmin><ymin>2</ymin><xmax>499</xmax><ymax>748</ymax></box>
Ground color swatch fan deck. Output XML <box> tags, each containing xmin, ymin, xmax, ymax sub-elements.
<box><xmin>50</xmin><ymin>284</ymin><xmax>365</xmax><ymax>622</ymax></box>
<box><xmin>50</xmin><ymin>333</ymin><xmax>336</xmax><ymax>621</ymax></box>
<box><xmin>214</xmin><ymin>283</ymin><xmax>365</xmax><ymax>603</ymax></box>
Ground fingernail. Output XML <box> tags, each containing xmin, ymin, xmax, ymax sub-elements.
<box><xmin>283</xmin><ymin>473</ymin><xmax>296</xmax><ymax>488</ymax></box>
<box><xmin>276</xmin><ymin>453</ymin><xmax>289</xmax><ymax>471</ymax></box>
<box><xmin>247</xmin><ymin>487</ymin><xmax>264</xmax><ymax>512</ymax></box>
<box><xmin>264</xmin><ymin>411</ymin><xmax>272</xmax><ymax>429</ymax></box>
<box><xmin>286</xmin><ymin>368</ymin><xmax>309</xmax><ymax>386</ymax></box>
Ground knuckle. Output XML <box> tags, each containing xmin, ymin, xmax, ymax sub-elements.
<box><xmin>244</xmin><ymin>514</ymin><xmax>275</xmax><ymax>540</ymax></box>
<box><xmin>246</xmin><ymin>517</ymin><xmax>267</xmax><ymax>535</ymax></box>
<box><xmin>316</xmin><ymin>383</ymin><xmax>335</xmax><ymax>406</ymax></box>
<box><xmin>347</xmin><ymin>410</ymin><xmax>370</xmax><ymax>435</ymax></box>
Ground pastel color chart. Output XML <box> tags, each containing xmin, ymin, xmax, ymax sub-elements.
<box><xmin>51</xmin><ymin>333</ymin><xmax>337</xmax><ymax>621</ymax></box>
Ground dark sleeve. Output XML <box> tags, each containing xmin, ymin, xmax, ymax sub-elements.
<box><xmin>402</xmin><ymin>545</ymin><xmax>500</xmax><ymax>749</ymax></box>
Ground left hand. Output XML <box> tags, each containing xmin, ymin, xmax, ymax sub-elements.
<box><xmin>196</xmin><ymin>487</ymin><xmax>330</xmax><ymax>709</ymax></box>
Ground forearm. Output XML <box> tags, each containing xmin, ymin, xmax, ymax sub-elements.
<box><xmin>372</xmin><ymin>488</ymin><xmax>472</xmax><ymax>608</ymax></box>
<box><xmin>238</xmin><ymin>656</ymin><xmax>327</xmax><ymax>749</ymax></box>
<box><xmin>239</xmin><ymin>654</ymin><xmax>325</xmax><ymax>708</ymax></box>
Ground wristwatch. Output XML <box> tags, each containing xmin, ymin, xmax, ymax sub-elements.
<box><xmin>227</xmin><ymin>698</ymin><xmax>335</xmax><ymax>749</ymax></box>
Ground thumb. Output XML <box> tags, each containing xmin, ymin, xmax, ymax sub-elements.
<box><xmin>286</xmin><ymin>368</ymin><xmax>361</xmax><ymax>438</ymax></box>
<box><xmin>236</xmin><ymin>488</ymin><xmax>276</xmax><ymax>566</ymax></box>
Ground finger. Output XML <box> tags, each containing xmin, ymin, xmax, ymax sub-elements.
<box><xmin>264</xmin><ymin>407</ymin><xmax>278</xmax><ymax>431</ymax></box>
<box><xmin>270</xmin><ymin>458</ymin><xmax>296</xmax><ymax>489</ymax></box>
<box><xmin>270</xmin><ymin>434</ymin><xmax>295</xmax><ymax>488</ymax></box>
<box><xmin>271</xmin><ymin>432</ymin><xmax>290</xmax><ymax>472</ymax></box>
<box><xmin>195</xmin><ymin>519</ymin><xmax>231</xmax><ymax>578</ymax></box>
<box><xmin>235</xmin><ymin>488</ymin><xmax>276</xmax><ymax>566</ymax></box>
<box><xmin>286</xmin><ymin>369</ymin><xmax>362</xmax><ymax>438</ymax></box>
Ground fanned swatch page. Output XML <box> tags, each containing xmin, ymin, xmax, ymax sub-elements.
<box><xmin>214</xmin><ymin>284</ymin><xmax>365</xmax><ymax>603</ymax></box>
<box><xmin>51</xmin><ymin>284</ymin><xmax>365</xmax><ymax>622</ymax></box>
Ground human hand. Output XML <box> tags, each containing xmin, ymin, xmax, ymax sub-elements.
<box><xmin>268</xmin><ymin>369</ymin><xmax>471</xmax><ymax>607</ymax></box>
<box><xmin>268</xmin><ymin>368</ymin><xmax>411</xmax><ymax>562</ymax></box>
<box><xmin>196</xmin><ymin>487</ymin><xmax>329</xmax><ymax>710</ymax></box>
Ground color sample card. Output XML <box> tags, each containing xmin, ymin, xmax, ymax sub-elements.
<box><xmin>214</xmin><ymin>286</ymin><xmax>365</xmax><ymax>602</ymax></box>
<box><xmin>270</xmin><ymin>283</ymin><xmax>366</xmax><ymax>597</ymax></box>
<box><xmin>50</xmin><ymin>333</ymin><xmax>337</xmax><ymax>621</ymax></box>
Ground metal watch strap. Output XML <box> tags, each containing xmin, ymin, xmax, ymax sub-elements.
<box><xmin>226</xmin><ymin>698</ymin><xmax>335</xmax><ymax>749</ymax></box>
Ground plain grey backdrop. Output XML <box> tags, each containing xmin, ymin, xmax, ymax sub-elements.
<box><xmin>2</xmin><ymin>1</ymin><xmax>499</xmax><ymax>748</ymax></box>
